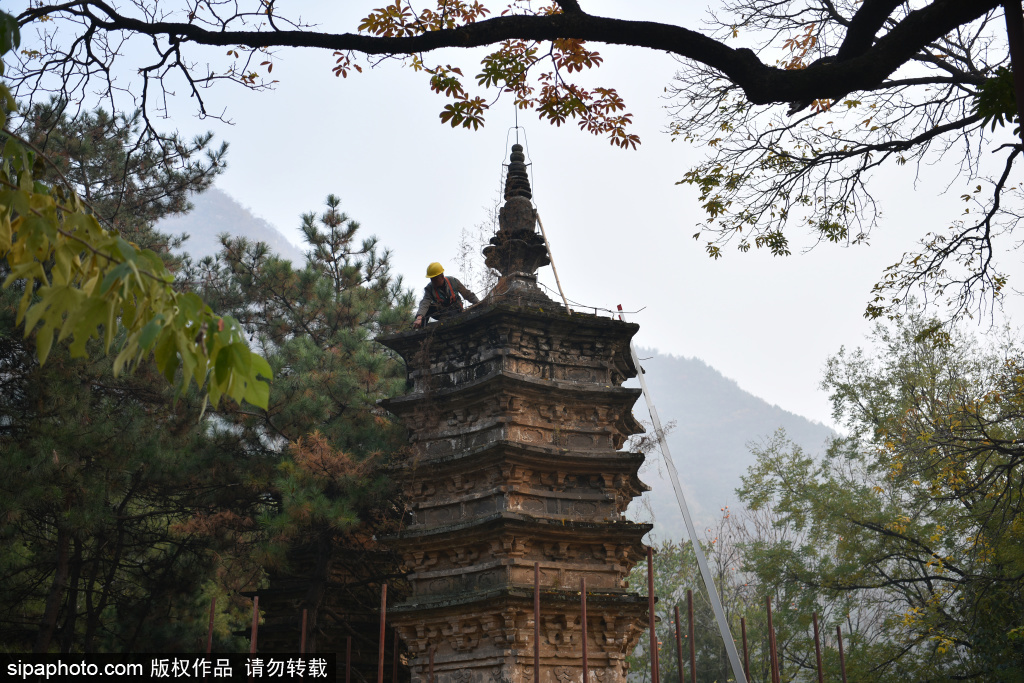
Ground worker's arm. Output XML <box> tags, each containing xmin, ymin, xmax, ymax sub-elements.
<box><xmin>453</xmin><ymin>278</ymin><xmax>479</xmax><ymax>305</ymax></box>
<box><xmin>413</xmin><ymin>290</ymin><xmax>431</xmax><ymax>328</ymax></box>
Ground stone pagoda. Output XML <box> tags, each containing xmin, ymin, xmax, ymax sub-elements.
<box><xmin>380</xmin><ymin>145</ymin><xmax>651</xmax><ymax>683</ymax></box>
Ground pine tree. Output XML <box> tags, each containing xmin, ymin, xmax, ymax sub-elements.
<box><xmin>0</xmin><ymin>106</ymin><xmax>259</xmax><ymax>653</ymax></box>
<box><xmin>14</xmin><ymin>99</ymin><xmax>226</xmax><ymax>247</ymax></box>
<box><xmin>187</xmin><ymin>193</ymin><xmax>415</xmax><ymax>652</ymax></box>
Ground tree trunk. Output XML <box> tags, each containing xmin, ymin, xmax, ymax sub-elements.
<box><xmin>300</xmin><ymin>530</ymin><xmax>336</xmax><ymax>654</ymax></box>
<box><xmin>1004</xmin><ymin>0</ymin><xmax>1024</xmax><ymax>143</ymax></box>
<box><xmin>59</xmin><ymin>538</ymin><xmax>83</xmax><ymax>653</ymax></box>
<box><xmin>84</xmin><ymin>478</ymin><xmax>136</xmax><ymax>650</ymax></box>
<box><xmin>34</xmin><ymin>526</ymin><xmax>70</xmax><ymax>653</ymax></box>
<box><xmin>81</xmin><ymin>533</ymin><xmax>105</xmax><ymax>651</ymax></box>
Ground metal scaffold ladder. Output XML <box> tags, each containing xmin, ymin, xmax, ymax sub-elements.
<box><xmin>616</xmin><ymin>304</ymin><xmax>748</xmax><ymax>683</ymax></box>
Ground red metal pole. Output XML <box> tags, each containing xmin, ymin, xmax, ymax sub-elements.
<box><xmin>647</xmin><ymin>547</ymin><xmax>660</xmax><ymax>683</ymax></box>
<box><xmin>249</xmin><ymin>596</ymin><xmax>259</xmax><ymax>654</ymax></box>
<box><xmin>812</xmin><ymin>612</ymin><xmax>824</xmax><ymax>683</ymax></box>
<box><xmin>393</xmin><ymin>629</ymin><xmax>399</xmax><ymax>682</ymax></box>
<box><xmin>767</xmin><ymin>597</ymin><xmax>779</xmax><ymax>683</ymax></box>
<box><xmin>674</xmin><ymin>605</ymin><xmax>684</xmax><ymax>683</ymax></box>
<box><xmin>581</xmin><ymin>577</ymin><xmax>589</xmax><ymax>681</ymax></box>
<box><xmin>300</xmin><ymin>609</ymin><xmax>308</xmax><ymax>654</ymax></box>
<box><xmin>687</xmin><ymin>590</ymin><xmax>695</xmax><ymax>683</ymax></box>
<box><xmin>206</xmin><ymin>598</ymin><xmax>216</xmax><ymax>654</ymax></box>
<box><xmin>535</xmin><ymin>562</ymin><xmax>540</xmax><ymax>683</ymax></box>
<box><xmin>837</xmin><ymin>625</ymin><xmax>847</xmax><ymax>683</ymax></box>
<box><xmin>740</xmin><ymin>617</ymin><xmax>750</xmax><ymax>683</ymax></box>
<box><xmin>378</xmin><ymin>583</ymin><xmax>388</xmax><ymax>683</ymax></box>
<box><xmin>345</xmin><ymin>636</ymin><xmax>351</xmax><ymax>683</ymax></box>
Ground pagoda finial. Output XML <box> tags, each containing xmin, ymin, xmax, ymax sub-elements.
<box><xmin>504</xmin><ymin>144</ymin><xmax>532</xmax><ymax>201</ymax></box>
<box><xmin>482</xmin><ymin>145</ymin><xmax>550</xmax><ymax>282</ymax></box>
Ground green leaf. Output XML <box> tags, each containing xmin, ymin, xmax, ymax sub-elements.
<box><xmin>243</xmin><ymin>372</ymin><xmax>271</xmax><ymax>409</ymax></box>
<box><xmin>138</xmin><ymin>315</ymin><xmax>164</xmax><ymax>350</ymax></box>
<box><xmin>36</xmin><ymin>323</ymin><xmax>55</xmax><ymax>364</ymax></box>
<box><xmin>99</xmin><ymin>262</ymin><xmax>133</xmax><ymax>296</ymax></box>
<box><xmin>251</xmin><ymin>354</ymin><xmax>273</xmax><ymax>380</ymax></box>
<box><xmin>214</xmin><ymin>345</ymin><xmax>232</xmax><ymax>385</ymax></box>
<box><xmin>154</xmin><ymin>329</ymin><xmax>178</xmax><ymax>383</ymax></box>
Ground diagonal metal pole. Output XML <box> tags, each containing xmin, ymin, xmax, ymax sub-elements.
<box><xmin>536</xmin><ymin>211</ymin><xmax>572</xmax><ymax>313</ymax></box>
<box><xmin>617</xmin><ymin>305</ymin><xmax>748</xmax><ymax>683</ymax></box>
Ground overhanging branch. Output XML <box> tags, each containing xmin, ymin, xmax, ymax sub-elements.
<box><xmin>17</xmin><ymin>0</ymin><xmax>1001</xmax><ymax>104</ymax></box>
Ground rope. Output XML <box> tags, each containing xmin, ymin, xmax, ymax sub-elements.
<box><xmin>534</xmin><ymin>210</ymin><xmax>571</xmax><ymax>314</ymax></box>
<box><xmin>533</xmin><ymin>280</ymin><xmax>645</xmax><ymax>318</ymax></box>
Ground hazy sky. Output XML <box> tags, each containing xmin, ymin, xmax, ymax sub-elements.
<box><xmin>28</xmin><ymin>0</ymin><xmax>1024</xmax><ymax>429</ymax></box>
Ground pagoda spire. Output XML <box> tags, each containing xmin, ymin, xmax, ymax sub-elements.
<box><xmin>483</xmin><ymin>144</ymin><xmax>551</xmax><ymax>286</ymax></box>
<box><xmin>503</xmin><ymin>143</ymin><xmax>533</xmax><ymax>201</ymax></box>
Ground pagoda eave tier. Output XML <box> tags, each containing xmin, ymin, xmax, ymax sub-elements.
<box><xmin>391</xmin><ymin>438</ymin><xmax>648</xmax><ymax>476</ymax></box>
<box><xmin>387</xmin><ymin>513</ymin><xmax>650</xmax><ymax>598</ymax></box>
<box><xmin>379</xmin><ymin>302</ymin><xmax>640</xmax><ymax>392</ymax></box>
<box><xmin>389</xmin><ymin>585</ymin><xmax>648</xmax><ymax>617</ymax></box>
<box><xmin>381</xmin><ymin>371</ymin><xmax>643</xmax><ymax>455</ymax></box>
<box><xmin>393</xmin><ymin>439</ymin><xmax>650</xmax><ymax>514</ymax></box>
<box><xmin>387</xmin><ymin>512</ymin><xmax>651</xmax><ymax>545</ymax></box>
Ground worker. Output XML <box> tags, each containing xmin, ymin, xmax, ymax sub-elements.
<box><xmin>413</xmin><ymin>262</ymin><xmax>479</xmax><ymax>328</ymax></box>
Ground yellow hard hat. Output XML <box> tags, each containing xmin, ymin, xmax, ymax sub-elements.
<box><xmin>426</xmin><ymin>262</ymin><xmax>444</xmax><ymax>278</ymax></box>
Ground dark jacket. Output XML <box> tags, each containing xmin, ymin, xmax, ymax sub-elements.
<box><xmin>416</xmin><ymin>276</ymin><xmax>479</xmax><ymax>320</ymax></box>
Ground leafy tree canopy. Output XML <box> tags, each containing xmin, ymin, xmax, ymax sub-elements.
<box><xmin>737</xmin><ymin>316</ymin><xmax>1024</xmax><ymax>680</ymax></box>
<box><xmin>185</xmin><ymin>195</ymin><xmax>415</xmax><ymax>652</ymax></box>
<box><xmin>0</xmin><ymin>98</ymin><xmax>262</xmax><ymax>653</ymax></box>
<box><xmin>0</xmin><ymin>13</ymin><xmax>270</xmax><ymax>408</ymax></box>
<box><xmin>635</xmin><ymin>314</ymin><xmax>1024</xmax><ymax>680</ymax></box>
<box><xmin>7</xmin><ymin>0</ymin><xmax>1021</xmax><ymax>320</ymax></box>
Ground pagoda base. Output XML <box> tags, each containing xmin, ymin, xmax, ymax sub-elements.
<box><xmin>392</xmin><ymin>589</ymin><xmax>647</xmax><ymax>683</ymax></box>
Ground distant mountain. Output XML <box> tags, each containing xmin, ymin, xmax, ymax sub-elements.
<box><xmin>156</xmin><ymin>187</ymin><xmax>305</xmax><ymax>264</ymax></box>
<box><xmin>627</xmin><ymin>349</ymin><xmax>835</xmax><ymax>541</ymax></box>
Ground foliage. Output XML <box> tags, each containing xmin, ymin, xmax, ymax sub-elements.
<box><xmin>1</xmin><ymin>177</ymin><xmax>415</xmax><ymax>654</ymax></box>
<box><xmin>975</xmin><ymin>66</ymin><xmax>1020</xmax><ymax>133</ymax></box>
<box><xmin>16</xmin><ymin>99</ymin><xmax>228</xmax><ymax>248</ymax></box>
<box><xmin>8</xmin><ymin>0</ymin><xmax>1015</xmax><ymax>320</ymax></box>
<box><xmin>626</xmin><ymin>519</ymin><xmax>750</xmax><ymax>683</ymax></box>
<box><xmin>0</xmin><ymin>329</ymin><xmax>262</xmax><ymax>652</ymax></box>
<box><xmin>0</xmin><ymin>105</ymin><xmax>262</xmax><ymax>652</ymax></box>
<box><xmin>0</xmin><ymin>10</ymin><xmax>270</xmax><ymax>409</ymax></box>
<box><xmin>737</xmin><ymin>318</ymin><xmax>1024</xmax><ymax>680</ymax></box>
<box><xmin>625</xmin><ymin>507</ymin><xmax>862</xmax><ymax>683</ymax></box>
<box><xmin>669</xmin><ymin>2</ymin><xmax>1017</xmax><ymax>322</ymax></box>
<box><xmin>185</xmin><ymin>194</ymin><xmax>415</xmax><ymax>650</ymax></box>
<box><xmin>2</xmin><ymin>13</ymin><xmax>413</xmax><ymax>651</ymax></box>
